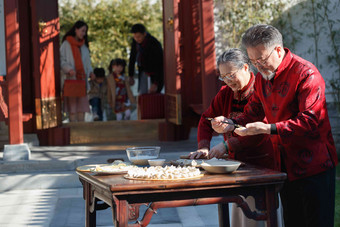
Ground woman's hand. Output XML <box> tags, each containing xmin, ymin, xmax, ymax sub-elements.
<box><xmin>189</xmin><ymin>148</ymin><xmax>209</xmax><ymax>159</ymax></box>
<box><xmin>211</xmin><ymin>116</ymin><xmax>235</xmax><ymax>134</ymax></box>
<box><xmin>208</xmin><ymin>142</ymin><xmax>227</xmax><ymax>159</ymax></box>
<box><xmin>67</xmin><ymin>69</ymin><xmax>76</xmax><ymax>79</ymax></box>
<box><xmin>149</xmin><ymin>83</ymin><xmax>158</xmax><ymax>93</ymax></box>
<box><xmin>90</xmin><ymin>72</ymin><xmax>96</xmax><ymax>80</ymax></box>
<box><xmin>234</xmin><ymin>121</ymin><xmax>271</xmax><ymax>136</ymax></box>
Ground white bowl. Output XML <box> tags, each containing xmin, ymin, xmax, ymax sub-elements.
<box><xmin>201</xmin><ymin>160</ymin><xmax>241</xmax><ymax>174</ymax></box>
<box><xmin>148</xmin><ymin>159</ymin><xmax>165</xmax><ymax>166</ymax></box>
<box><xmin>126</xmin><ymin>146</ymin><xmax>160</xmax><ymax>165</ymax></box>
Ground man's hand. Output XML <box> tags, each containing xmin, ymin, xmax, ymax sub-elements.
<box><xmin>189</xmin><ymin>148</ymin><xmax>209</xmax><ymax>159</ymax></box>
<box><xmin>234</xmin><ymin>121</ymin><xmax>271</xmax><ymax>136</ymax></box>
<box><xmin>211</xmin><ymin>116</ymin><xmax>235</xmax><ymax>134</ymax></box>
<box><xmin>208</xmin><ymin>142</ymin><xmax>227</xmax><ymax>159</ymax></box>
<box><xmin>148</xmin><ymin>83</ymin><xmax>158</xmax><ymax>93</ymax></box>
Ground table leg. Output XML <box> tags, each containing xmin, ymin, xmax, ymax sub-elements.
<box><xmin>218</xmin><ymin>203</ymin><xmax>230</xmax><ymax>227</ymax></box>
<box><xmin>114</xmin><ymin>200</ymin><xmax>129</xmax><ymax>227</ymax></box>
<box><xmin>265</xmin><ymin>186</ymin><xmax>278</xmax><ymax>227</ymax></box>
<box><xmin>85</xmin><ymin>182</ymin><xmax>96</xmax><ymax>227</ymax></box>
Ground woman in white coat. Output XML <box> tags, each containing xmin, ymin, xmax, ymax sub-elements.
<box><xmin>60</xmin><ymin>20</ymin><xmax>94</xmax><ymax>122</ymax></box>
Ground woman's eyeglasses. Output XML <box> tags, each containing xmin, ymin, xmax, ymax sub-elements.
<box><xmin>219</xmin><ymin>68</ymin><xmax>240</xmax><ymax>81</ymax></box>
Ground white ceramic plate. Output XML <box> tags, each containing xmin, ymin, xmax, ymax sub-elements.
<box><xmin>76</xmin><ymin>164</ymin><xmax>100</xmax><ymax>172</ymax></box>
<box><xmin>201</xmin><ymin>160</ymin><xmax>241</xmax><ymax>174</ymax></box>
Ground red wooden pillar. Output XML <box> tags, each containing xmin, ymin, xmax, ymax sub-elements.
<box><xmin>160</xmin><ymin>0</ymin><xmax>218</xmax><ymax>141</ymax></box>
<box><xmin>199</xmin><ymin>0</ymin><xmax>218</xmax><ymax>111</ymax></box>
<box><xmin>180</xmin><ymin>0</ymin><xmax>218</xmax><ymax>117</ymax></box>
<box><xmin>4</xmin><ymin>0</ymin><xmax>24</xmax><ymax>144</ymax></box>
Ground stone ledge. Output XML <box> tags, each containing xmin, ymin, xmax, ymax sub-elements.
<box><xmin>65</xmin><ymin>119</ymin><xmax>165</xmax><ymax>144</ymax></box>
<box><xmin>0</xmin><ymin>154</ymin><xmax>115</xmax><ymax>174</ymax></box>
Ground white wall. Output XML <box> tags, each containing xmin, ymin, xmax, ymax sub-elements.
<box><xmin>213</xmin><ymin>0</ymin><xmax>340</xmax><ymax>102</ymax></box>
<box><xmin>0</xmin><ymin>0</ymin><xmax>6</xmax><ymax>76</ymax></box>
<box><xmin>283</xmin><ymin>0</ymin><xmax>340</xmax><ymax>102</ymax></box>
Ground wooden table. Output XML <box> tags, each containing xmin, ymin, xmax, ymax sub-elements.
<box><xmin>77</xmin><ymin>165</ymin><xmax>286</xmax><ymax>227</ymax></box>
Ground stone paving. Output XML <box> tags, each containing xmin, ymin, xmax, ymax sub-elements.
<box><xmin>0</xmin><ymin>188</ymin><xmax>220</xmax><ymax>226</ymax></box>
<box><xmin>1</xmin><ymin>186</ymin><xmax>281</xmax><ymax>227</ymax></box>
<box><xmin>0</xmin><ymin>128</ymin><xmax>227</xmax><ymax>226</ymax></box>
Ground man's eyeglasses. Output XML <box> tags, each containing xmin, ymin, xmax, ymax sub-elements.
<box><xmin>249</xmin><ymin>47</ymin><xmax>275</xmax><ymax>66</ymax></box>
<box><xmin>219</xmin><ymin>68</ymin><xmax>240</xmax><ymax>81</ymax></box>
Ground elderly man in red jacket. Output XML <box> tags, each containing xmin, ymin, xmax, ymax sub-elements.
<box><xmin>212</xmin><ymin>24</ymin><xmax>338</xmax><ymax>227</ymax></box>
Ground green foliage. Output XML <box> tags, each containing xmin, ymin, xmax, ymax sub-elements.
<box><xmin>214</xmin><ymin>0</ymin><xmax>285</xmax><ymax>52</ymax></box>
<box><xmin>274</xmin><ymin>10</ymin><xmax>303</xmax><ymax>52</ymax></box>
<box><xmin>59</xmin><ymin>0</ymin><xmax>163</xmax><ymax>69</ymax></box>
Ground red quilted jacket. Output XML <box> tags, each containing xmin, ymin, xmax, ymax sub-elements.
<box><xmin>198</xmin><ymin>73</ymin><xmax>277</xmax><ymax>170</ymax></box>
<box><xmin>234</xmin><ymin>48</ymin><xmax>338</xmax><ymax>181</ymax></box>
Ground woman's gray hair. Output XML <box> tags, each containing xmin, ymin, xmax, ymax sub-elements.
<box><xmin>217</xmin><ymin>48</ymin><xmax>250</xmax><ymax>69</ymax></box>
<box><xmin>242</xmin><ymin>24</ymin><xmax>283</xmax><ymax>49</ymax></box>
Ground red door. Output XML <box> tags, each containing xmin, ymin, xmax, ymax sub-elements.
<box><xmin>30</xmin><ymin>0</ymin><xmax>61</xmax><ymax>130</ymax></box>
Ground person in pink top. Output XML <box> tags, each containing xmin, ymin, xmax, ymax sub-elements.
<box><xmin>212</xmin><ymin>24</ymin><xmax>338</xmax><ymax>227</ymax></box>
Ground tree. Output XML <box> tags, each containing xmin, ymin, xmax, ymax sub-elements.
<box><xmin>213</xmin><ymin>0</ymin><xmax>285</xmax><ymax>56</ymax></box>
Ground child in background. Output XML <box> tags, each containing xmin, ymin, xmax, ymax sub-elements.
<box><xmin>107</xmin><ymin>58</ymin><xmax>136</xmax><ymax>120</ymax></box>
<box><xmin>88</xmin><ymin>67</ymin><xmax>107</xmax><ymax>121</ymax></box>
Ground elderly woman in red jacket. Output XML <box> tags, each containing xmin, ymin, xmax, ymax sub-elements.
<box><xmin>189</xmin><ymin>48</ymin><xmax>276</xmax><ymax>170</ymax></box>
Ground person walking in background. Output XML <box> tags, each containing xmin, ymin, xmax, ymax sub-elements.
<box><xmin>128</xmin><ymin>23</ymin><xmax>164</xmax><ymax>94</ymax></box>
<box><xmin>212</xmin><ymin>24</ymin><xmax>338</xmax><ymax>227</ymax></box>
<box><xmin>107</xmin><ymin>58</ymin><xmax>136</xmax><ymax>121</ymax></box>
<box><xmin>88</xmin><ymin>67</ymin><xmax>107</xmax><ymax>121</ymax></box>
<box><xmin>60</xmin><ymin>20</ymin><xmax>94</xmax><ymax>122</ymax></box>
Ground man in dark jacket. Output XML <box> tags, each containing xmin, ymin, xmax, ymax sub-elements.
<box><xmin>128</xmin><ymin>24</ymin><xmax>164</xmax><ymax>94</ymax></box>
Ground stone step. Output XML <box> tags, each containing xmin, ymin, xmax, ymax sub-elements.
<box><xmin>66</xmin><ymin>119</ymin><xmax>164</xmax><ymax>144</ymax></box>
<box><xmin>0</xmin><ymin>154</ymin><xmax>116</xmax><ymax>174</ymax></box>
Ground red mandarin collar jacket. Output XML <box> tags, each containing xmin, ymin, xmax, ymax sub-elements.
<box><xmin>198</xmin><ymin>73</ymin><xmax>276</xmax><ymax>170</ymax></box>
<box><xmin>234</xmin><ymin>48</ymin><xmax>338</xmax><ymax>181</ymax></box>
